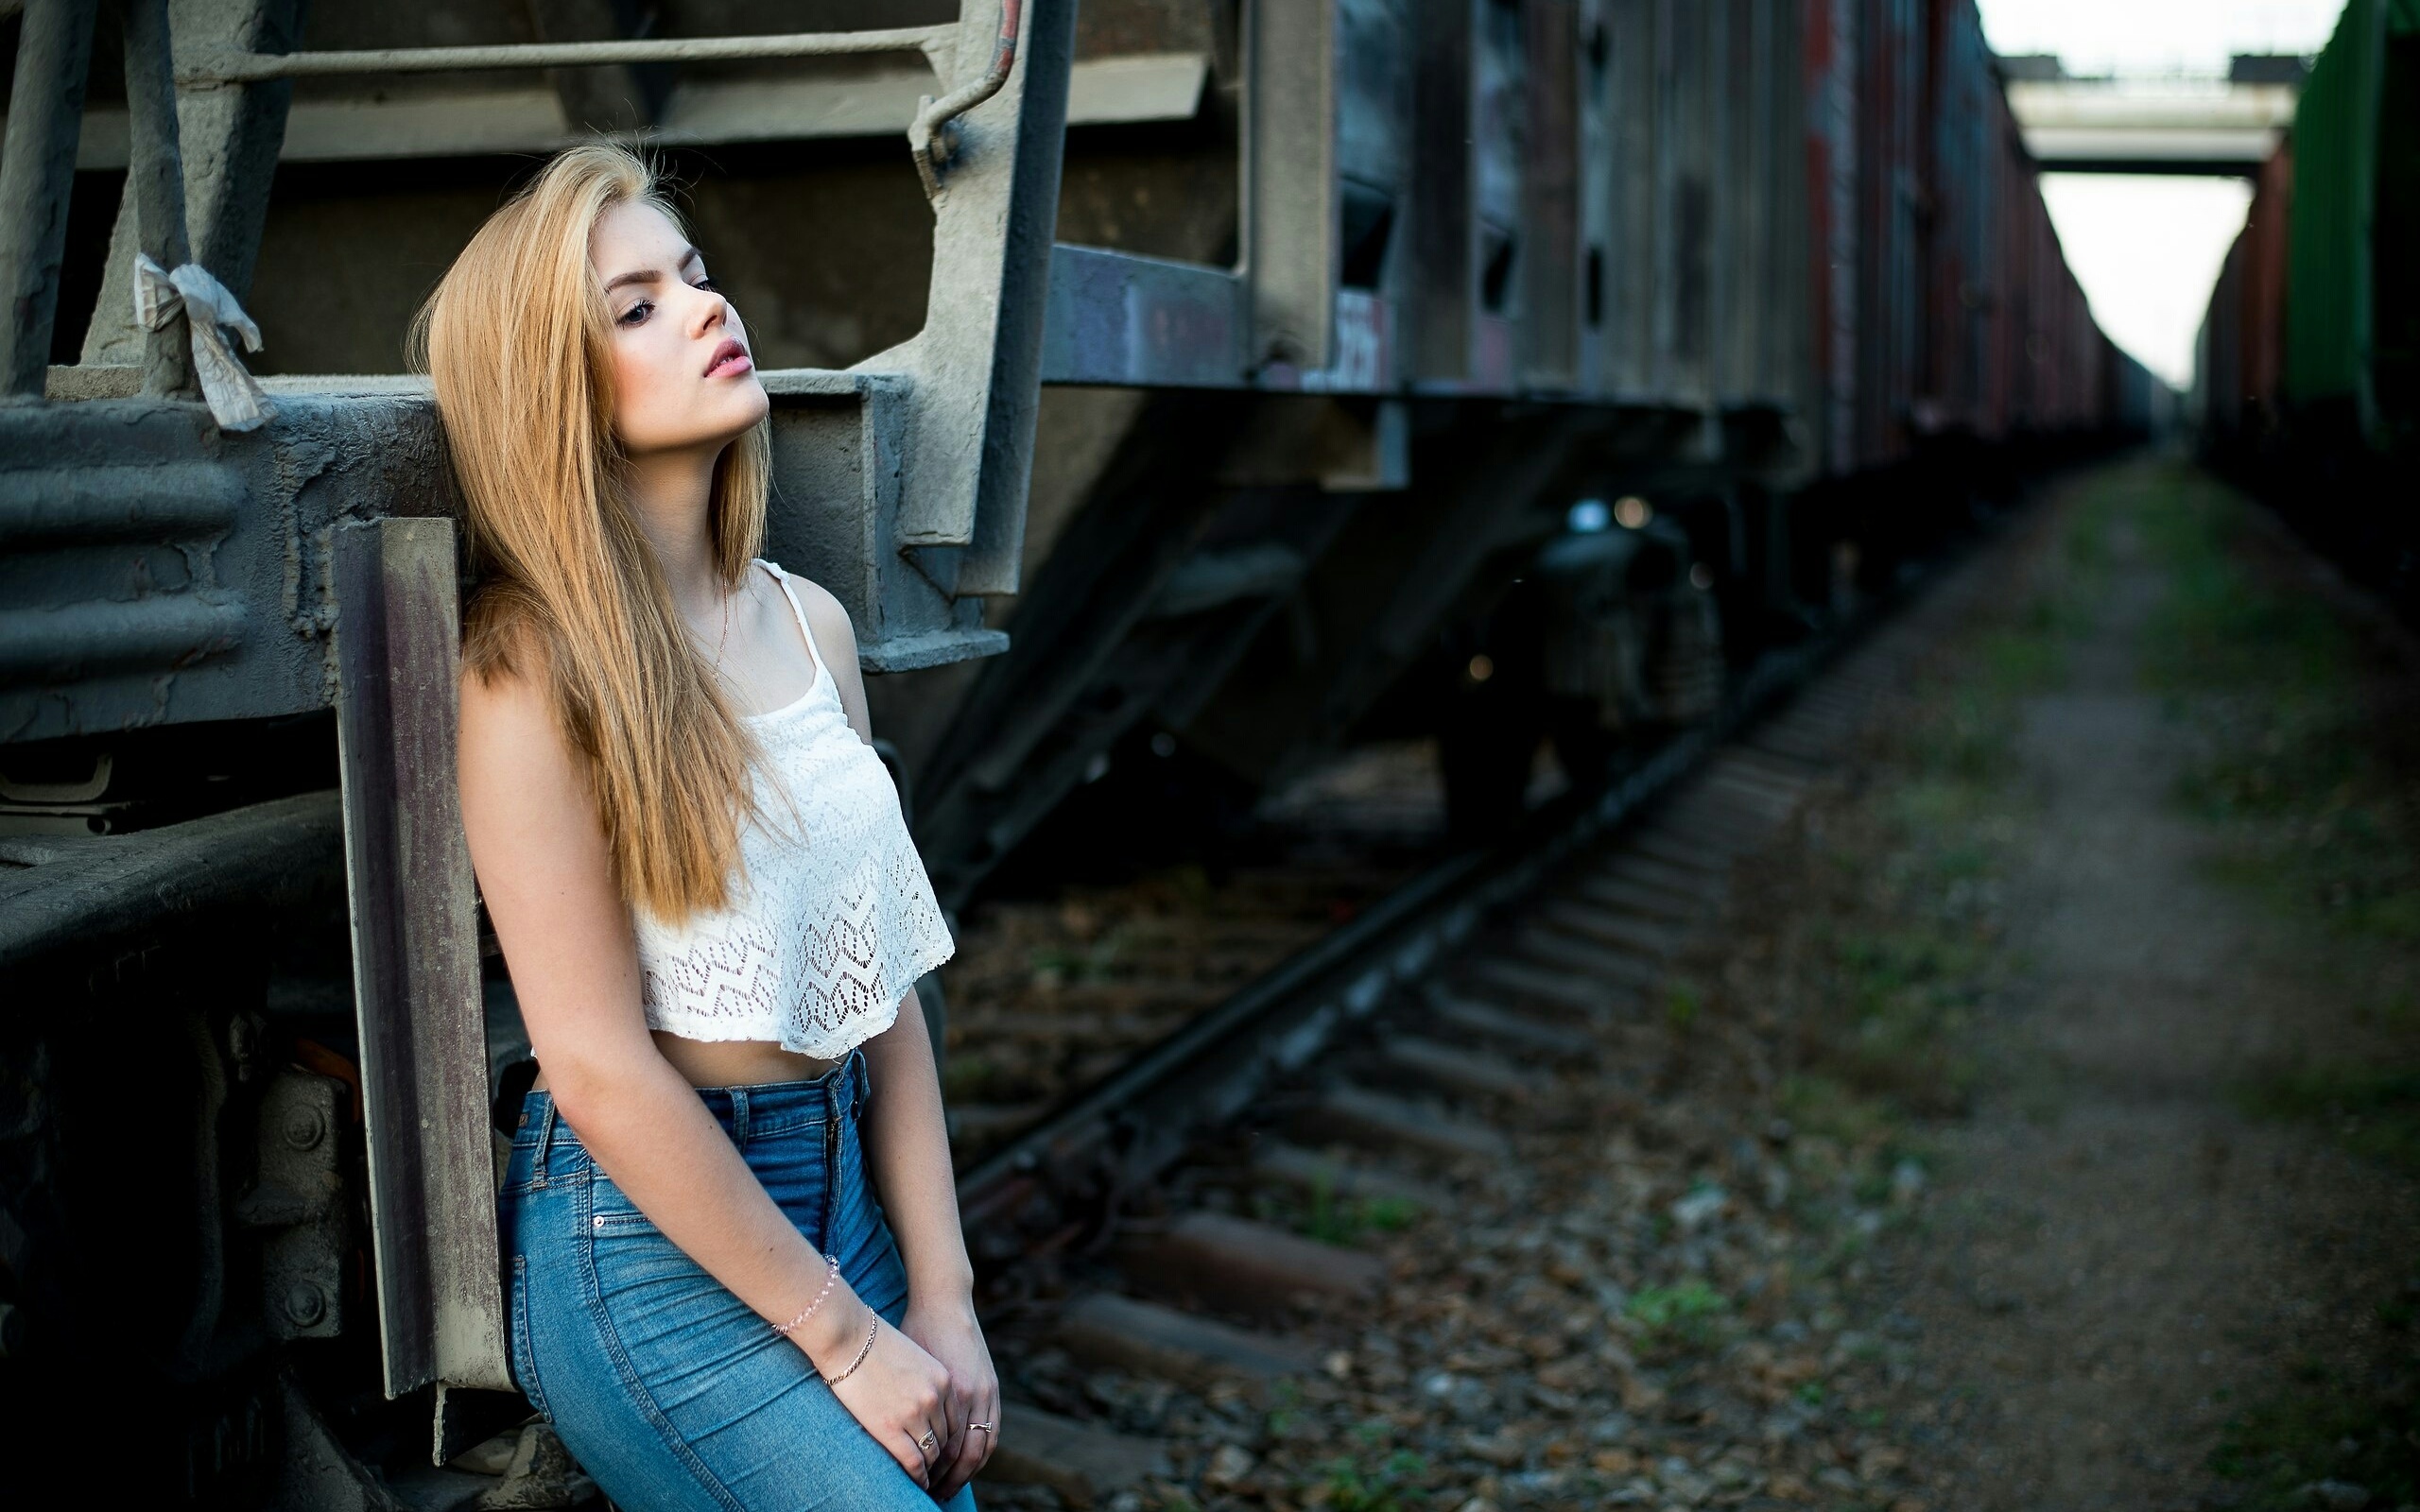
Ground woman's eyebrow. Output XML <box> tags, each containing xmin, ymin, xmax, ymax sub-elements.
<box><xmin>602</xmin><ymin>246</ymin><xmax>702</xmax><ymax>295</ymax></box>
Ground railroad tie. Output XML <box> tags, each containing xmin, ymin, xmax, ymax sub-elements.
<box><xmin>1592</xmin><ymin>850</ymin><xmax>1730</xmax><ymax>898</ymax></box>
<box><xmin>1462</xmin><ymin>954</ymin><xmax>1636</xmax><ymax>1018</ymax></box>
<box><xmin>1115</xmin><ymin>1211</ymin><xmax>1386</xmax><ymax>1314</ymax></box>
<box><xmin>1707</xmin><ymin>747</ymin><xmax>1821</xmax><ymax>789</ymax></box>
<box><xmin>1572</xmin><ymin>869</ymin><xmax>1708</xmax><ymax>922</ymax></box>
<box><xmin>1058</xmin><ymin>1292</ymin><xmax>1322</xmax><ymax>1390</ymax></box>
<box><xmin>979</xmin><ymin>1402</ymin><xmax>1170</xmax><ymax>1505</ymax></box>
<box><xmin>1538</xmin><ymin>898</ymin><xmax>1688</xmax><ymax>959</ymax></box>
<box><xmin>1294</xmin><ymin>1082</ymin><xmax>1515</xmax><ymax>1164</ymax></box>
<box><xmin>947</xmin><ymin>1101</ymin><xmax>1052</xmax><ymax>1147</ymax></box>
<box><xmin>1637</xmin><ymin>800</ymin><xmax>1786</xmax><ymax>851</ymax></box>
<box><xmin>1623</xmin><ymin>827</ymin><xmax>1742</xmax><ymax>875</ymax></box>
<box><xmin>1512</xmin><ymin>925</ymin><xmax>1666</xmax><ymax>992</ymax></box>
<box><xmin>1420</xmin><ymin>988</ymin><xmax>1602</xmax><ymax>1059</ymax></box>
<box><xmin>1248</xmin><ymin>1138</ymin><xmax>1455</xmax><ymax>1213</ymax></box>
<box><xmin>1373</xmin><ymin>1033</ymin><xmax>1546</xmax><ymax>1103</ymax></box>
<box><xmin>1695</xmin><ymin>770</ymin><xmax>1806</xmax><ymax>817</ymax></box>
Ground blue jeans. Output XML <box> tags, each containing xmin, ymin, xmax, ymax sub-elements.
<box><xmin>499</xmin><ymin>1050</ymin><xmax>976</xmax><ymax>1511</ymax></box>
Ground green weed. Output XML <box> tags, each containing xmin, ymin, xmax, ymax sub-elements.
<box><xmin>2237</xmin><ymin>1063</ymin><xmax>2420</xmax><ymax>1176</ymax></box>
<box><xmin>1625</xmin><ymin>1280</ymin><xmax>1731</xmax><ymax>1353</ymax></box>
<box><xmin>1028</xmin><ymin>929</ymin><xmax>1129</xmax><ymax>985</ymax></box>
<box><xmin>1266</xmin><ymin>1175</ymin><xmax>1423</xmax><ymax>1248</ymax></box>
<box><xmin>2208</xmin><ymin>1355</ymin><xmax>2420</xmax><ymax>1510</ymax></box>
<box><xmin>1312</xmin><ymin>1450</ymin><xmax>1427</xmax><ymax>1512</ymax></box>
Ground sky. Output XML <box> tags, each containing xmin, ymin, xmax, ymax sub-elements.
<box><xmin>1973</xmin><ymin>0</ymin><xmax>2350</xmax><ymax>387</ymax></box>
<box><xmin>1976</xmin><ymin>0</ymin><xmax>2350</xmax><ymax>76</ymax></box>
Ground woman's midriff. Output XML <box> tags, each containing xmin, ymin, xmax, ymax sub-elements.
<box><xmin>528</xmin><ymin>1031</ymin><xmax>844</xmax><ymax>1091</ymax></box>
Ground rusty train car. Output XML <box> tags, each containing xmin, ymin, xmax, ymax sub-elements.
<box><xmin>2196</xmin><ymin>0</ymin><xmax>2418</xmax><ymax>610</ymax></box>
<box><xmin>0</xmin><ymin>0</ymin><xmax>2139</xmax><ymax>1503</ymax></box>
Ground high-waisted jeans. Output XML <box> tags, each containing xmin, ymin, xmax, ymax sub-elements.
<box><xmin>498</xmin><ymin>1050</ymin><xmax>976</xmax><ymax>1511</ymax></box>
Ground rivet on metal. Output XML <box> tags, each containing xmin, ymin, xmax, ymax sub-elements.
<box><xmin>282</xmin><ymin>1104</ymin><xmax>326</xmax><ymax>1151</ymax></box>
<box><xmin>284</xmin><ymin>1281</ymin><xmax>327</xmax><ymax>1327</ymax></box>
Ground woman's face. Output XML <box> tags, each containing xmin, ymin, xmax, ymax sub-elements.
<box><xmin>590</xmin><ymin>198</ymin><xmax>769</xmax><ymax>459</ymax></box>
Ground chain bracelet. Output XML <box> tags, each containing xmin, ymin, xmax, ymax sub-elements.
<box><xmin>772</xmin><ymin>1252</ymin><xmax>841</xmax><ymax>1338</ymax></box>
<box><xmin>821</xmin><ymin>1310</ymin><xmax>880</xmax><ymax>1386</ymax></box>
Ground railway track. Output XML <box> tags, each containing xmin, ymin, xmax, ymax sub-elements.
<box><xmin>948</xmin><ymin>518</ymin><xmax>2020</xmax><ymax>1505</ymax></box>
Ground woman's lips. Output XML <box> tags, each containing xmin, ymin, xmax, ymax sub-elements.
<box><xmin>704</xmin><ymin>339</ymin><xmax>752</xmax><ymax>378</ymax></box>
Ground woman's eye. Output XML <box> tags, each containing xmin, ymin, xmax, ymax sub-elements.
<box><xmin>694</xmin><ymin>278</ymin><xmax>719</xmax><ymax>293</ymax></box>
<box><xmin>617</xmin><ymin>300</ymin><xmax>652</xmax><ymax>327</ymax></box>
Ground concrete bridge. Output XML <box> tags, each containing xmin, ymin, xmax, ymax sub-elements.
<box><xmin>2001</xmin><ymin>55</ymin><xmax>2303</xmax><ymax>177</ymax></box>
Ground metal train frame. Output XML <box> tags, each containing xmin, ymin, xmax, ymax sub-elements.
<box><xmin>0</xmin><ymin>0</ymin><xmax>2146</xmax><ymax>1503</ymax></box>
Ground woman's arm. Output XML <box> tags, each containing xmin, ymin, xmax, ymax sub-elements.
<box><xmin>861</xmin><ymin>1002</ymin><xmax>998</xmax><ymax>1496</ymax></box>
<box><xmin>458</xmin><ymin>659</ymin><xmax>952</xmax><ymax>1486</ymax></box>
<box><xmin>797</xmin><ymin>580</ymin><xmax>999</xmax><ymax>1497</ymax></box>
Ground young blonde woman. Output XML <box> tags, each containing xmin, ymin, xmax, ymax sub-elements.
<box><xmin>428</xmin><ymin>144</ymin><xmax>997</xmax><ymax>1508</ymax></box>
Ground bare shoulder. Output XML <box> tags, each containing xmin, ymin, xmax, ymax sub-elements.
<box><xmin>458</xmin><ymin>655</ymin><xmax>579</xmax><ymax>791</ymax></box>
<box><xmin>764</xmin><ymin>565</ymin><xmax>873</xmax><ymax>739</ymax></box>
<box><xmin>780</xmin><ymin>572</ymin><xmax>861</xmax><ymax>662</ymax></box>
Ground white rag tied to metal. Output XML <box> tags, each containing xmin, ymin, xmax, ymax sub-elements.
<box><xmin>131</xmin><ymin>253</ymin><xmax>276</xmax><ymax>432</ymax></box>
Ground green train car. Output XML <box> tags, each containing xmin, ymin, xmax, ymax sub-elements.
<box><xmin>2197</xmin><ymin>0</ymin><xmax>2420</xmax><ymax>608</ymax></box>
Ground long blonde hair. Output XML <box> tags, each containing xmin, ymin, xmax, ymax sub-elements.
<box><xmin>415</xmin><ymin>143</ymin><xmax>771</xmax><ymax>922</ymax></box>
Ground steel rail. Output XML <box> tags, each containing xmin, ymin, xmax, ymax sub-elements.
<box><xmin>951</xmin><ymin>541</ymin><xmax>1962</xmax><ymax>1229</ymax></box>
<box><xmin>176</xmin><ymin>27</ymin><xmax>953</xmax><ymax>86</ymax></box>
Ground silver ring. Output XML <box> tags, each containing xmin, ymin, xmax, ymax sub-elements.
<box><xmin>969</xmin><ymin>1423</ymin><xmax>994</xmax><ymax>1435</ymax></box>
<box><xmin>918</xmin><ymin>1430</ymin><xmax>939</xmax><ymax>1454</ymax></box>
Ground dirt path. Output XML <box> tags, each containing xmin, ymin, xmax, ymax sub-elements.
<box><xmin>970</xmin><ymin>460</ymin><xmax>2414</xmax><ymax>1512</ymax></box>
<box><xmin>1872</xmin><ymin>464</ymin><xmax>2420</xmax><ymax>1510</ymax></box>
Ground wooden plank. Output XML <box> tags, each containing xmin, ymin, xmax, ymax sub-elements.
<box><xmin>1060</xmin><ymin>1291</ymin><xmax>1320</xmax><ymax>1386</ymax></box>
<box><xmin>1421</xmin><ymin>989</ymin><xmax>1599</xmax><ymax>1057</ymax></box>
<box><xmin>980</xmin><ymin>1402</ymin><xmax>1167</xmax><ymax>1506</ymax></box>
<box><xmin>1295</xmin><ymin>1082</ymin><xmax>1513</xmax><ymax>1161</ymax></box>
<box><xmin>334</xmin><ymin>517</ymin><xmax>510</xmax><ymax>1402</ymax></box>
<box><xmin>1248</xmin><ymin>1138</ymin><xmax>1453</xmax><ymax>1211</ymax></box>
<box><xmin>1375</xmin><ymin>1034</ymin><xmax>1545</xmax><ymax>1101</ymax></box>
<box><xmin>1117</xmin><ymin>1211</ymin><xmax>1385</xmax><ymax>1312</ymax></box>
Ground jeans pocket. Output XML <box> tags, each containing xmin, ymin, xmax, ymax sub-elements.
<box><xmin>510</xmin><ymin>1253</ymin><xmax>550</xmax><ymax>1419</ymax></box>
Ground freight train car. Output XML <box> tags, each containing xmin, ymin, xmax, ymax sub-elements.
<box><xmin>1793</xmin><ymin>0</ymin><xmax>2145</xmax><ymax>581</ymax></box>
<box><xmin>0</xmin><ymin>1</ymin><xmax>2139</xmax><ymax>1503</ymax></box>
<box><xmin>2197</xmin><ymin>0</ymin><xmax>2419</xmax><ymax>609</ymax></box>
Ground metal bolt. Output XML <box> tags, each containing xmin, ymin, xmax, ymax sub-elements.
<box><xmin>282</xmin><ymin>1104</ymin><xmax>326</xmax><ymax>1151</ymax></box>
<box><xmin>284</xmin><ymin>1281</ymin><xmax>326</xmax><ymax>1328</ymax></box>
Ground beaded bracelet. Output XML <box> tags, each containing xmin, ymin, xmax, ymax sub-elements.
<box><xmin>772</xmin><ymin>1252</ymin><xmax>841</xmax><ymax>1338</ymax></box>
<box><xmin>822</xmin><ymin>1311</ymin><xmax>879</xmax><ymax>1385</ymax></box>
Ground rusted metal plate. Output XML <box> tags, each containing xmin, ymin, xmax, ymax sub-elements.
<box><xmin>0</xmin><ymin>393</ymin><xmax>447</xmax><ymax>745</ymax></box>
<box><xmin>332</xmin><ymin>515</ymin><xmax>509</xmax><ymax>1400</ymax></box>
<box><xmin>1040</xmin><ymin>244</ymin><xmax>1247</xmax><ymax>388</ymax></box>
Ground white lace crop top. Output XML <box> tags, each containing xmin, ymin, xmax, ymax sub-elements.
<box><xmin>631</xmin><ymin>561</ymin><xmax>955</xmax><ymax>1058</ymax></box>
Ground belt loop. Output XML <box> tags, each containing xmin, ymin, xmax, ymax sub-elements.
<box><xmin>730</xmin><ymin>1086</ymin><xmax>752</xmax><ymax>1149</ymax></box>
<box><xmin>531</xmin><ymin>1096</ymin><xmax>560</xmax><ymax>1187</ymax></box>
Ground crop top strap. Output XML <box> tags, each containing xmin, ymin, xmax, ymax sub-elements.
<box><xmin>755</xmin><ymin>558</ymin><xmax>827</xmax><ymax>680</ymax></box>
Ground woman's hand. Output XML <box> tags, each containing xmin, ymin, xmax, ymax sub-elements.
<box><xmin>904</xmin><ymin>1297</ymin><xmax>1000</xmax><ymax>1500</ymax></box>
<box><xmin>814</xmin><ymin>1305</ymin><xmax>956</xmax><ymax>1487</ymax></box>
